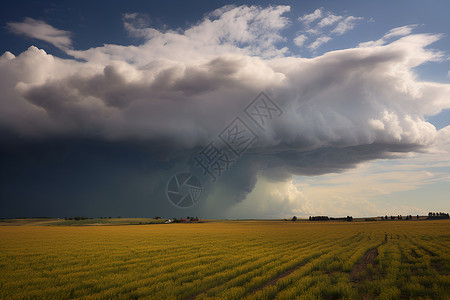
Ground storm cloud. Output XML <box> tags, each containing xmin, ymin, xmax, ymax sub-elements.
<box><xmin>1</xmin><ymin>5</ymin><xmax>449</xmax><ymax>218</ymax></box>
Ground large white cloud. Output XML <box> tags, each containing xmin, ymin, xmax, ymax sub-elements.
<box><xmin>1</xmin><ymin>5</ymin><xmax>450</xmax><ymax>216</ymax></box>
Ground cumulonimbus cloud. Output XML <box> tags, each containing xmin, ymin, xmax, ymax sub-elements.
<box><xmin>1</xmin><ymin>5</ymin><xmax>449</xmax><ymax>213</ymax></box>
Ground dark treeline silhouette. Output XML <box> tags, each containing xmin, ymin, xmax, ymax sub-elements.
<box><xmin>291</xmin><ymin>216</ymin><xmax>353</xmax><ymax>221</ymax></box>
<box><xmin>330</xmin><ymin>216</ymin><xmax>353</xmax><ymax>221</ymax></box>
<box><xmin>428</xmin><ymin>212</ymin><xmax>449</xmax><ymax>219</ymax></box>
<box><xmin>291</xmin><ymin>212</ymin><xmax>450</xmax><ymax>222</ymax></box>
<box><xmin>310</xmin><ymin>216</ymin><xmax>329</xmax><ymax>221</ymax></box>
<box><xmin>64</xmin><ymin>216</ymin><xmax>89</xmax><ymax>220</ymax></box>
<box><xmin>382</xmin><ymin>215</ymin><xmax>413</xmax><ymax>220</ymax></box>
<box><xmin>308</xmin><ymin>216</ymin><xmax>352</xmax><ymax>221</ymax></box>
<box><xmin>309</xmin><ymin>216</ymin><xmax>353</xmax><ymax>222</ymax></box>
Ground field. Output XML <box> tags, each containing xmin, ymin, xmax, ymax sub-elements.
<box><xmin>0</xmin><ymin>218</ymin><xmax>166</xmax><ymax>226</ymax></box>
<box><xmin>0</xmin><ymin>220</ymin><xmax>449</xmax><ymax>299</ymax></box>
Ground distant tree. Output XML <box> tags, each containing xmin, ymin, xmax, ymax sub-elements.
<box><xmin>292</xmin><ymin>216</ymin><xmax>297</xmax><ymax>221</ymax></box>
<box><xmin>309</xmin><ymin>216</ymin><xmax>312</xmax><ymax>221</ymax></box>
<box><xmin>417</xmin><ymin>215</ymin><xmax>419</xmax><ymax>219</ymax></box>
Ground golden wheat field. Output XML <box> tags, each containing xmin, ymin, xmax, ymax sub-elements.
<box><xmin>0</xmin><ymin>220</ymin><xmax>449</xmax><ymax>299</ymax></box>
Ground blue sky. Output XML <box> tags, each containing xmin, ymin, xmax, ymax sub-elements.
<box><xmin>0</xmin><ymin>0</ymin><xmax>449</xmax><ymax>218</ymax></box>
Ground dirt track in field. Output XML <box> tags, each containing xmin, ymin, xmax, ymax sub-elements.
<box><xmin>350</xmin><ymin>248</ymin><xmax>378</xmax><ymax>282</ymax></box>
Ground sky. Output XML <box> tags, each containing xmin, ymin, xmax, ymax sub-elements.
<box><xmin>0</xmin><ymin>0</ymin><xmax>449</xmax><ymax>219</ymax></box>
